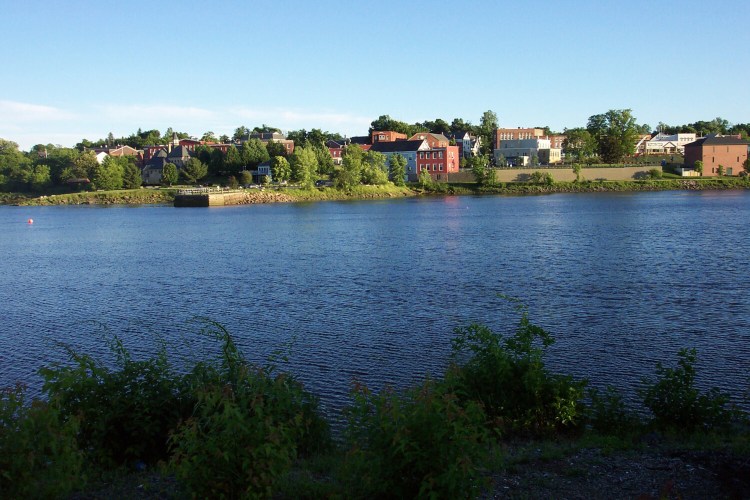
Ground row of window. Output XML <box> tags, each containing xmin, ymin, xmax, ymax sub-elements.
<box><xmin>419</xmin><ymin>151</ymin><xmax>443</xmax><ymax>159</ymax></box>
<box><xmin>420</xmin><ymin>164</ymin><xmax>444</xmax><ymax>171</ymax></box>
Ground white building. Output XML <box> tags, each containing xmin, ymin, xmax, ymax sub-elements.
<box><xmin>494</xmin><ymin>138</ymin><xmax>561</xmax><ymax>166</ymax></box>
<box><xmin>645</xmin><ymin>133</ymin><xmax>696</xmax><ymax>155</ymax></box>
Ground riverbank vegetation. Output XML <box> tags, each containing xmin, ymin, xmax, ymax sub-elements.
<box><xmin>2</xmin><ymin>303</ymin><xmax>748</xmax><ymax>498</ymax></box>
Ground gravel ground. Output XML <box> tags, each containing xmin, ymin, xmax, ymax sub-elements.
<box><xmin>485</xmin><ymin>447</ymin><xmax>750</xmax><ymax>499</ymax></box>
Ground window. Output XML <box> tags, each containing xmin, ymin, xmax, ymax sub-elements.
<box><xmin>438</xmin><ymin>151</ymin><xmax>443</xmax><ymax>158</ymax></box>
<box><xmin>439</xmin><ymin>164</ymin><xmax>443</xmax><ymax>171</ymax></box>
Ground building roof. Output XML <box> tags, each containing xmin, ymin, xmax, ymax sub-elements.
<box><xmin>685</xmin><ymin>135</ymin><xmax>749</xmax><ymax>148</ymax></box>
<box><xmin>410</xmin><ymin>132</ymin><xmax>450</xmax><ymax>143</ymax></box>
<box><xmin>168</xmin><ymin>145</ymin><xmax>192</xmax><ymax>159</ymax></box>
<box><xmin>370</xmin><ymin>139</ymin><xmax>427</xmax><ymax>153</ymax></box>
<box><xmin>349</xmin><ymin>136</ymin><xmax>370</xmax><ymax>145</ymax></box>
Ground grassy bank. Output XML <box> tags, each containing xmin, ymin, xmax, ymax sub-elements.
<box><xmin>4</xmin><ymin>177</ymin><xmax>750</xmax><ymax>207</ymax></box>
<box><xmin>12</xmin><ymin>188</ymin><xmax>177</xmax><ymax>206</ymax></box>
<box><xmin>425</xmin><ymin>177</ymin><xmax>750</xmax><ymax>195</ymax></box>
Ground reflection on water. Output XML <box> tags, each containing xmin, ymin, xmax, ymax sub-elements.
<box><xmin>1</xmin><ymin>191</ymin><xmax>749</xmax><ymax>418</ymax></box>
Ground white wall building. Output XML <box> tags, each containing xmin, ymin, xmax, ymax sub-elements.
<box><xmin>645</xmin><ymin>133</ymin><xmax>697</xmax><ymax>154</ymax></box>
<box><xmin>494</xmin><ymin>138</ymin><xmax>561</xmax><ymax>166</ymax></box>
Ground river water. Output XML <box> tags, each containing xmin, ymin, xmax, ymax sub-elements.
<box><xmin>1</xmin><ymin>190</ymin><xmax>749</xmax><ymax>417</ymax></box>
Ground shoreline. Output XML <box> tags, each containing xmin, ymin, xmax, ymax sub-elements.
<box><xmin>2</xmin><ymin>178</ymin><xmax>750</xmax><ymax>206</ymax></box>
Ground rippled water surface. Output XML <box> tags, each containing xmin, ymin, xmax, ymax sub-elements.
<box><xmin>2</xmin><ymin>191</ymin><xmax>749</xmax><ymax>417</ymax></box>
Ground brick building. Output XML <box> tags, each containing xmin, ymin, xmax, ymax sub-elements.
<box><xmin>684</xmin><ymin>135</ymin><xmax>749</xmax><ymax>176</ymax></box>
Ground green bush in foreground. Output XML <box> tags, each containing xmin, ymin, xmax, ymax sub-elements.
<box><xmin>40</xmin><ymin>336</ymin><xmax>190</xmax><ymax>469</ymax></box>
<box><xmin>587</xmin><ymin>385</ymin><xmax>642</xmax><ymax>436</ymax></box>
<box><xmin>640</xmin><ymin>348</ymin><xmax>744</xmax><ymax>432</ymax></box>
<box><xmin>445</xmin><ymin>298</ymin><xmax>587</xmax><ymax>437</ymax></box>
<box><xmin>342</xmin><ymin>378</ymin><xmax>490</xmax><ymax>498</ymax></box>
<box><xmin>169</xmin><ymin>322</ymin><xmax>330</xmax><ymax>498</ymax></box>
<box><xmin>0</xmin><ymin>384</ymin><xmax>84</xmax><ymax>498</ymax></box>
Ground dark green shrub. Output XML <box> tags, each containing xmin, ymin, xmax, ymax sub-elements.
<box><xmin>446</xmin><ymin>299</ymin><xmax>587</xmax><ymax>437</ymax></box>
<box><xmin>0</xmin><ymin>384</ymin><xmax>84</xmax><ymax>497</ymax></box>
<box><xmin>587</xmin><ymin>385</ymin><xmax>641</xmax><ymax>436</ymax></box>
<box><xmin>342</xmin><ymin>378</ymin><xmax>490</xmax><ymax>498</ymax></box>
<box><xmin>40</xmin><ymin>336</ymin><xmax>191</xmax><ymax>469</ymax></box>
<box><xmin>169</xmin><ymin>322</ymin><xmax>330</xmax><ymax>498</ymax></box>
<box><xmin>640</xmin><ymin>348</ymin><xmax>744</xmax><ymax>432</ymax></box>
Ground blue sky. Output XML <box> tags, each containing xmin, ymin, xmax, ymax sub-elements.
<box><xmin>2</xmin><ymin>0</ymin><xmax>748</xmax><ymax>150</ymax></box>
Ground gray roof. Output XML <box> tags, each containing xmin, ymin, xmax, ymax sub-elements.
<box><xmin>685</xmin><ymin>136</ymin><xmax>749</xmax><ymax>147</ymax></box>
<box><xmin>370</xmin><ymin>140</ymin><xmax>426</xmax><ymax>153</ymax></box>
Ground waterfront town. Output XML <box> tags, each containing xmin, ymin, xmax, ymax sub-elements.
<box><xmin>2</xmin><ymin>113</ymin><xmax>749</xmax><ymax>194</ymax></box>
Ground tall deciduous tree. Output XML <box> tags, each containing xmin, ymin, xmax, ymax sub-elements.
<box><xmin>562</xmin><ymin>128</ymin><xmax>596</xmax><ymax>162</ymax></box>
<box><xmin>161</xmin><ymin>163</ymin><xmax>178</xmax><ymax>186</ymax></box>
<box><xmin>270</xmin><ymin>156</ymin><xmax>291</xmax><ymax>183</ymax></box>
<box><xmin>72</xmin><ymin>151</ymin><xmax>99</xmax><ymax>180</ymax></box>
<box><xmin>265</xmin><ymin>140</ymin><xmax>287</xmax><ymax>158</ymax></box>
<box><xmin>388</xmin><ymin>153</ymin><xmax>407</xmax><ymax>186</ymax></box>
<box><xmin>122</xmin><ymin>160</ymin><xmax>142</xmax><ymax>189</ymax></box>
<box><xmin>336</xmin><ymin>144</ymin><xmax>364</xmax><ymax>190</ymax></box>
<box><xmin>242</xmin><ymin>139</ymin><xmax>270</xmax><ymax>168</ymax></box>
<box><xmin>361</xmin><ymin>151</ymin><xmax>389</xmax><ymax>185</ymax></box>
<box><xmin>92</xmin><ymin>156</ymin><xmax>125</xmax><ymax>191</ymax></box>
<box><xmin>181</xmin><ymin>158</ymin><xmax>208</xmax><ymax>184</ymax></box>
<box><xmin>586</xmin><ymin>109</ymin><xmax>639</xmax><ymax>163</ymax></box>
<box><xmin>289</xmin><ymin>146</ymin><xmax>316</xmax><ymax>188</ymax></box>
<box><xmin>224</xmin><ymin>145</ymin><xmax>243</xmax><ymax>175</ymax></box>
<box><xmin>478</xmin><ymin>110</ymin><xmax>498</xmax><ymax>157</ymax></box>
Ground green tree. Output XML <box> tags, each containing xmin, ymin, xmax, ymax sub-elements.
<box><xmin>201</xmin><ymin>131</ymin><xmax>218</xmax><ymax>143</ymax></box>
<box><xmin>369</xmin><ymin>115</ymin><xmax>415</xmax><ymax>136</ymax></box>
<box><xmin>361</xmin><ymin>151</ymin><xmax>389</xmax><ymax>185</ymax></box>
<box><xmin>313</xmin><ymin>145</ymin><xmax>334</xmax><ymax>175</ymax></box>
<box><xmin>209</xmin><ymin>148</ymin><xmax>224</xmax><ymax>176</ymax></box>
<box><xmin>743</xmin><ymin>158</ymin><xmax>750</xmax><ymax>174</ymax></box>
<box><xmin>242</xmin><ymin>138</ymin><xmax>270</xmax><ymax>168</ymax></box>
<box><xmin>181</xmin><ymin>158</ymin><xmax>208</xmax><ymax>184</ymax></box>
<box><xmin>573</xmin><ymin>164</ymin><xmax>582</xmax><ymax>182</ymax></box>
<box><xmin>335</xmin><ymin>144</ymin><xmax>364</xmax><ymax>190</ymax></box>
<box><xmin>529</xmin><ymin>154</ymin><xmax>540</xmax><ymax>167</ymax></box>
<box><xmin>72</xmin><ymin>151</ymin><xmax>99</xmax><ymax>180</ymax></box>
<box><xmin>270</xmin><ymin>156</ymin><xmax>291</xmax><ymax>183</ymax></box>
<box><xmin>239</xmin><ymin>170</ymin><xmax>252</xmax><ymax>186</ymax></box>
<box><xmin>122</xmin><ymin>160</ymin><xmax>142</xmax><ymax>189</ymax></box>
<box><xmin>418</xmin><ymin>168</ymin><xmax>433</xmax><ymax>189</ymax></box>
<box><xmin>586</xmin><ymin>109</ymin><xmax>639</xmax><ymax>163</ymax></box>
<box><xmin>28</xmin><ymin>164</ymin><xmax>52</xmax><ymax>192</ymax></box>
<box><xmin>478</xmin><ymin>110</ymin><xmax>498</xmax><ymax>157</ymax></box>
<box><xmin>717</xmin><ymin>164</ymin><xmax>725</xmax><ymax>177</ymax></box>
<box><xmin>232</xmin><ymin>126</ymin><xmax>249</xmax><ymax>141</ymax></box>
<box><xmin>161</xmin><ymin>163</ymin><xmax>178</xmax><ymax>186</ymax></box>
<box><xmin>468</xmin><ymin>155</ymin><xmax>494</xmax><ymax>186</ymax></box>
<box><xmin>694</xmin><ymin>160</ymin><xmax>703</xmax><ymax>176</ymax></box>
<box><xmin>289</xmin><ymin>146</ymin><xmax>316</xmax><ymax>187</ymax></box>
<box><xmin>92</xmin><ymin>156</ymin><xmax>125</xmax><ymax>191</ymax></box>
<box><xmin>266</xmin><ymin>140</ymin><xmax>288</xmax><ymax>158</ymax></box>
<box><xmin>388</xmin><ymin>153</ymin><xmax>407</xmax><ymax>186</ymax></box>
<box><xmin>224</xmin><ymin>145</ymin><xmax>243</xmax><ymax>175</ymax></box>
<box><xmin>562</xmin><ymin>128</ymin><xmax>596</xmax><ymax>162</ymax></box>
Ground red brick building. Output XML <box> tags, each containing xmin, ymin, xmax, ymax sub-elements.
<box><xmin>409</xmin><ymin>132</ymin><xmax>449</xmax><ymax>148</ymax></box>
<box><xmin>371</xmin><ymin>130</ymin><xmax>407</xmax><ymax>143</ymax></box>
<box><xmin>684</xmin><ymin>135</ymin><xmax>749</xmax><ymax>176</ymax></box>
<box><xmin>416</xmin><ymin>145</ymin><xmax>460</xmax><ymax>181</ymax></box>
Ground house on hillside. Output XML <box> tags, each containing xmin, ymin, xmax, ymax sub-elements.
<box><xmin>449</xmin><ymin>131</ymin><xmax>480</xmax><ymax>158</ymax></box>
<box><xmin>409</xmin><ymin>132</ymin><xmax>450</xmax><ymax>149</ymax></box>
<box><xmin>240</xmin><ymin>131</ymin><xmax>295</xmax><ymax>155</ymax></box>
<box><xmin>142</xmin><ymin>149</ymin><xmax>170</xmax><ymax>184</ymax></box>
<box><xmin>371</xmin><ymin>130</ymin><xmax>407</xmax><ymax>143</ymax></box>
<box><xmin>683</xmin><ymin>135</ymin><xmax>749</xmax><ymax>176</ymax></box>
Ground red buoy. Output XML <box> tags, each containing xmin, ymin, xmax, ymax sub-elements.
<box><xmin>27</xmin><ymin>218</ymin><xmax>33</xmax><ymax>224</ymax></box>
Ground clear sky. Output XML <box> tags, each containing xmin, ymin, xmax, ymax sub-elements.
<box><xmin>2</xmin><ymin>0</ymin><xmax>748</xmax><ymax>150</ymax></box>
